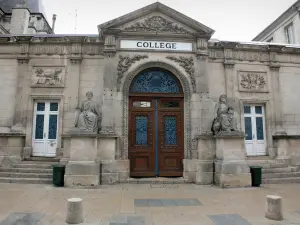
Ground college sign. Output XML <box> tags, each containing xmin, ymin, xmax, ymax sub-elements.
<box><xmin>120</xmin><ymin>40</ymin><xmax>193</xmax><ymax>52</ymax></box>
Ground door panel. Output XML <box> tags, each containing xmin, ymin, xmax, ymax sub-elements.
<box><xmin>243</xmin><ymin>104</ymin><xmax>266</xmax><ymax>156</ymax></box>
<box><xmin>129</xmin><ymin>98</ymin><xmax>155</xmax><ymax>177</ymax></box>
<box><xmin>158</xmin><ymin>99</ymin><xmax>183</xmax><ymax>177</ymax></box>
<box><xmin>32</xmin><ymin>101</ymin><xmax>59</xmax><ymax>157</ymax></box>
<box><xmin>129</xmin><ymin>97</ymin><xmax>184</xmax><ymax>177</ymax></box>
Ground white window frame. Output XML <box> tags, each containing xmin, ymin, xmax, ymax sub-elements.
<box><xmin>285</xmin><ymin>22</ymin><xmax>295</xmax><ymax>44</ymax></box>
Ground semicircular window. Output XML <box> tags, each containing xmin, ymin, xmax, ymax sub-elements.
<box><xmin>130</xmin><ymin>70</ymin><xmax>182</xmax><ymax>93</ymax></box>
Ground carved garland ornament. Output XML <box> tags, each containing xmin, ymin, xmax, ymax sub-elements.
<box><xmin>117</xmin><ymin>55</ymin><xmax>148</xmax><ymax>89</ymax></box>
<box><xmin>166</xmin><ymin>56</ymin><xmax>196</xmax><ymax>92</ymax></box>
<box><xmin>240</xmin><ymin>73</ymin><xmax>266</xmax><ymax>90</ymax></box>
<box><xmin>124</xmin><ymin>16</ymin><xmax>193</xmax><ymax>34</ymax></box>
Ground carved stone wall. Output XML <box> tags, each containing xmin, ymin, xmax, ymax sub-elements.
<box><xmin>238</xmin><ymin>71</ymin><xmax>268</xmax><ymax>92</ymax></box>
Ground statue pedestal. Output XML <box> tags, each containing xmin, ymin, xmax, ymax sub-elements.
<box><xmin>64</xmin><ymin>132</ymin><xmax>99</xmax><ymax>187</ymax></box>
<box><xmin>214</xmin><ymin>132</ymin><xmax>251</xmax><ymax>188</ymax></box>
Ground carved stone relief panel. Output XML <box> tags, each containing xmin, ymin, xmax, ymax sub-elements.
<box><xmin>122</xmin><ymin>14</ymin><xmax>195</xmax><ymax>35</ymax></box>
<box><xmin>32</xmin><ymin>66</ymin><xmax>65</xmax><ymax>87</ymax></box>
<box><xmin>238</xmin><ymin>71</ymin><xmax>268</xmax><ymax>92</ymax></box>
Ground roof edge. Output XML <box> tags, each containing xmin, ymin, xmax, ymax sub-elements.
<box><xmin>98</xmin><ymin>2</ymin><xmax>215</xmax><ymax>36</ymax></box>
<box><xmin>252</xmin><ymin>0</ymin><xmax>300</xmax><ymax>41</ymax></box>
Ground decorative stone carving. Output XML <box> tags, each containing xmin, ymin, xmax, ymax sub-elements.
<box><xmin>238</xmin><ymin>71</ymin><xmax>268</xmax><ymax>92</ymax></box>
<box><xmin>211</xmin><ymin>95</ymin><xmax>239</xmax><ymax>135</ymax></box>
<box><xmin>33</xmin><ymin>67</ymin><xmax>64</xmax><ymax>86</ymax></box>
<box><xmin>166</xmin><ymin>56</ymin><xmax>196</xmax><ymax>92</ymax></box>
<box><xmin>74</xmin><ymin>91</ymin><xmax>102</xmax><ymax>133</ymax></box>
<box><xmin>117</xmin><ymin>55</ymin><xmax>148</xmax><ymax>88</ymax></box>
<box><xmin>124</xmin><ymin>16</ymin><xmax>193</xmax><ymax>34</ymax></box>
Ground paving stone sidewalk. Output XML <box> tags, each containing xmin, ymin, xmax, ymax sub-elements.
<box><xmin>0</xmin><ymin>183</ymin><xmax>300</xmax><ymax>225</ymax></box>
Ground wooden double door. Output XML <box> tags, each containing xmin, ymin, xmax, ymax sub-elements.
<box><xmin>129</xmin><ymin>97</ymin><xmax>184</xmax><ymax>177</ymax></box>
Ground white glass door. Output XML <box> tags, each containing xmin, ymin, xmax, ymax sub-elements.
<box><xmin>244</xmin><ymin>105</ymin><xmax>266</xmax><ymax>156</ymax></box>
<box><xmin>32</xmin><ymin>101</ymin><xmax>59</xmax><ymax>157</ymax></box>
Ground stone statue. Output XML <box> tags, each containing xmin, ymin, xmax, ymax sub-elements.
<box><xmin>75</xmin><ymin>91</ymin><xmax>102</xmax><ymax>132</ymax></box>
<box><xmin>212</xmin><ymin>95</ymin><xmax>238</xmax><ymax>135</ymax></box>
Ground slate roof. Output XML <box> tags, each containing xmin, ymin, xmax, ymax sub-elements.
<box><xmin>0</xmin><ymin>0</ymin><xmax>46</xmax><ymax>15</ymax></box>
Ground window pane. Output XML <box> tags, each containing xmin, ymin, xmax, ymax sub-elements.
<box><xmin>165</xmin><ymin>116</ymin><xmax>177</xmax><ymax>145</ymax></box>
<box><xmin>135</xmin><ymin>116</ymin><xmax>148</xmax><ymax>145</ymax></box>
<box><xmin>244</xmin><ymin>117</ymin><xmax>252</xmax><ymax>140</ymax></box>
<box><xmin>50</xmin><ymin>103</ymin><xmax>58</xmax><ymax>111</ymax></box>
<box><xmin>255</xmin><ymin>106</ymin><xmax>262</xmax><ymax>114</ymax></box>
<box><xmin>161</xmin><ymin>101</ymin><xmax>180</xmax><ymax>108</ymax></box>
<box><xmin>35</xmin><ymin>115</ymin><xmax>44</xmax><ymax>139</ymax></box>
<box><xmin>256</xmin><ymin>117</ymin><xmax>264</xmax><ymax>140</ymax></box>
<box><xmin>244</xmin><ymin>105</ymin><xmax>251</xmax><ymax>114</ymax></box>
<box><xmin>37</xmin><ymin>103</ymin><xmax>45</xmax><ymax>111</ymax></box>
<box><xmin>48</xmin><ymin>115</ymin><xmax>58</xmax><ymax>139</ymax></box>
<box><xmin>133</xmin><ymin>101</ymin><xmax>151</xmax><ymax>108</ymax></box>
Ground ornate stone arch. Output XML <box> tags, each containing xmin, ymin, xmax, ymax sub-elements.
<box><xmin>120</xmin><ymin>61</ymin><xmax>192</xmax><ymax>160</ymax></box>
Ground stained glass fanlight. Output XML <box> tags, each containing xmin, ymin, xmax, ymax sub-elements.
<box><xmin>130</xmin><ymin>69</ymin><xmax>182</xmax><ymax>93</ymax></box>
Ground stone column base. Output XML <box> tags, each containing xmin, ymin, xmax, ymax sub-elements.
<box><xmin>64</xmin><ymin>161</ymin><xmax>100</xmax><ymax>187</ymax></box>
<box><xmin>195</xmin><ymin>160</ymin><xmax>213</xmax><ymax>185</ymax></box>
<box><xmin>214</xmin><ymin>160</ymin><xmax>251</xmax><ymax>188</ymax></box>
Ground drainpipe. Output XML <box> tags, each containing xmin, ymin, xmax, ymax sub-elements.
<box><xmin>212</xmin><ymin>154</ymin><xmax>216</xmax><ymax>186</ymax></box>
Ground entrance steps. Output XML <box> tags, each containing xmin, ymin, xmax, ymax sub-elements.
<box><xmin>127</xmin><ymin>177</ymin><xmax>187</xmax><ymax>184</ymax></box>
<box><xmin>247</xmin><ymin>158</ymin><xmax>300</xmax><ymax>184</ymax></box>
<box><xmin>0</xmin><ymin>161</ymin><xmax>55</xmax><ymax>184</ymax></box>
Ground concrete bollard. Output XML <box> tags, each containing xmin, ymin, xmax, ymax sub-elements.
<box><xmin>265</xmin><ymin>195</ymin><xmax>283</xmax><ymax>221</ymax></box>
<box><xmin>66</xmin><ymin>198</ymin><xmax>84</xmax><ymax>224</ymax></box>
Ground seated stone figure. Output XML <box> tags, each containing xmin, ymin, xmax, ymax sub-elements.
<box><xmin>75</xmin><ymin>91</ymin><xmax>102</xmax><ymax>133</ymax></box>
<box><xmin>212</xmin><ymin>95</ymin><xmax>238</xmax><ymax>135</ymax></box>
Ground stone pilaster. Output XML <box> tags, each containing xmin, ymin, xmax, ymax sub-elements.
<box><xmin>11</xmin><ymin>42</ymin><xmax>31</xmax><ymax>134</ymax></box>
<box><xmin>100</xmin><ymin>35</ymin><xmax>117</xmax><ymax>135</ymax></box>
<box><xmin>270</xmin><ymin>64</ymin><xmax>285</xmax><ymax>135</ymax></box>
<box><xmin>223</xmin><ymin>60</ymin><xmax>235</xmax><ymax>99</ymax></box>
<box><xmin>64</xmin><ymin>38</ymin><xmax>84</xmax><ymax>133</ymax></box>
<box><xmin>195</xmin><ymin>38</ymin><xmax>213</xmax><ymax>134</ymax></box>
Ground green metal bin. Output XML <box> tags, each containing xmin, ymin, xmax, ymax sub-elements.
<box><xmin>52</xmin><ymin>164</ymin><xmax>65</xmax><ymax>187</ymax></box>
<box><xmin>249</xmin><ymin>166</ymin><xmax>262</xmax><ymax>187</ymax></box>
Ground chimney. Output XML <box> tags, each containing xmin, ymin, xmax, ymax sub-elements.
<box><xmin>52</xmin><ymin>14</ymin><xmax>57</xmax><ymax>33</ymax></box>
<box><xmin>16</xmin><ymin>0</ymin><xmax>27</xmax><ymax>8</ymax></box>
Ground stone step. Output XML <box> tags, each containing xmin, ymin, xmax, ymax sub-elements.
<box><xmin>269</xmin><ymin>163</ymin><xmax>289</xmax><ymax>169</ymax></box>
<box><xmin>0</xmin><ymin>177</ymin><xmax>52</xmax><ymax>184</ymax></box>
<box><xmin>262</xmin><ymin>177</ymin><xmax>300</xmax><ymax>184</ymax></box>
<box><xmin>127</xmin><ymin>177</ymin><xmax>187</xmax><ymax>184</ymax></box>
<box><xmin>0</xmin><ymin>168</ymin><xmax>52</xmax><ymax>174</ymax></box>
<box><xmin>262</xmin><ymin>172</ymin><xmax>300</xmax><ymax>179</ymax></box>
<box><xmin>262</xmin><ymin>167</ymin><xmax>294</xmax><ymax>173</ymax></box>
<box><xmin>0</xmin><ymin>172</ymin><xmax>52</xmax><ymax>179</ymax></box>
<box><xmin>24</xmin><ymin>157</ymin><xmax>60</xmax><ymax>162</ymax></box>
<box><xmin>13</xmin><ymin>164</ymin><xmax>53</xmax><ymax>169</ymax></box>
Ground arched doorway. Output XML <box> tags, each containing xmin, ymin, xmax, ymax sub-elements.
<box><xmin>128</xmin><ymin>68</ymin><xmax>184</xmax><ymax>177</ymax></box>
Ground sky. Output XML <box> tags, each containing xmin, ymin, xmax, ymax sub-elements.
<box><xmin>42</xmin><ymin>0</ymin><xmax>297</xmax><ymax>42</ymax></box>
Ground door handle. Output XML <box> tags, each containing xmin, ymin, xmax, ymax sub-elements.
<box><xmin>252</xmin><ymin>133</ymin><xmax>255</xmax><ymax>139</ymax></box>
<box><xmin>43</xmin><ymin>133</ymin><xmax>46</xmax><ymax>138</ymax></box>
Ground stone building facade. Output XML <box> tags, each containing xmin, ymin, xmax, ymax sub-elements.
<box><xmin>0</xmin><ymin>0</ymin><xmax>53</xmax><ymax>34</ymax></box>
<box><xmin>0</xmin><ymin>2</ymin><xmax>300</xmax><ymax>187</ymax></box>
<box><xmin>253</xmin><ymin>0</ymin><xmax>300</xmax><ymax>44</ymax></box>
